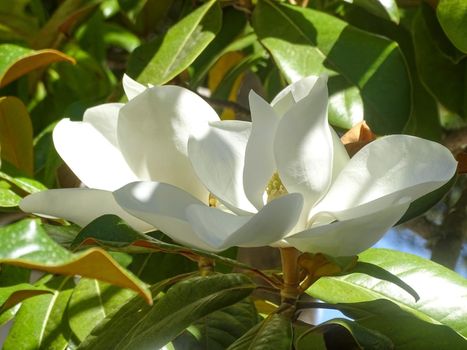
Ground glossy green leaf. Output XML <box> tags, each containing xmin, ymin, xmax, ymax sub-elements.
<box><xmin>0</xmin><ymin>44</ymin><xmax>75</xmax><ymax>87</ymax></box>
<box><xmin>327</xmin><ymin>76</ymin><xmax>364</xmax><ymax>129</ymax></box>
<box><xmin>173</xmin><ymin>298</ymin><xmax>259</xmax><ymax>350</ymax></box>
<box><xmin>252</xmin><ymin>0</ymin><xmax>411</xmax><ymax>134</ymax></box>
<box><xmin>334</xmin><ymin>300</ymin><xmax>467</xmax><ymax>349</ymax></box>
<box><xmin>347</xmin><ymin>0</ymin><xmax>399</xmax><ymax>23</ymax></box>
<box><xmin>312</xmin><ymin>318</ymin><xmax>393</xmax><ymax>350</ymax></box>
<box><xmin>79</xmin><ymin>273</ymin><xmax>255</xmax><ymax>349</ymax></box>
<box><xmin>4</xmin><ymin>276</ymin><xmax>74</xmax><ymax>350</ymax></box>
<box><xmin>308</xmin><ymin>248</ymin><xmax>467</xmax><ymax>337</ymax></box>
<box><xmin>413</xmin><ymin>6</ymin><xmax>466</xmax><ymax>118</ymax></box>
<box><xmin>0</xmin><ymin>97</ymin><xmax>33</xmax><ymax>175</ymax></box>
<box><xmin>127</xmin><ymin>0</ymin><xmax>221</xmax><ymax>85</ymax></box>
<box><xmin>190</xmin><ymin>7</ymin><xmax>248</xmax><ymax>87</ymax></box>
<box><xmin>0</xmin><ymin>219</ymin><xmax>150</xmax><ymax>302</ymax></box>
<box><xmin>0</xmin><ymin>283</ymin><xmax>52</xmax><ymax>313</ymax></box>
<box><xmin>227</xmin><ymin>313</ymin><xmax>292</xmax><ymax>350</ymax></box>
<box><xmin>0</xmin><ymin>183</ymin><xmax>21</xmax><ymax>207</ymax></box>
<box><xmin>68</xmin><ymin>278</ymin><xmax>135</xmax><ymax>342</ymax></box>
<box><xmin>437</xmin><ymin>0</ymin><xmax>467</xmax><ymax>53</ymax></box>
<box><xmin>294</xmin><ymin>323</ymin><xmax>327</xmax><ymax>350</ymax></box>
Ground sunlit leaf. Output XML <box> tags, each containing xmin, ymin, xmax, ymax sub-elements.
<box><xmin>0</xmin><ymin>44</ymin><xmax>75</xmax><ymax>87</ymax></box>
<box><xmin>0</xmin><ymin>219</ymin><xmax>150</xmax><ymax>303</ymax></box>
<box><xmin>437</xmin><ymin>0</ymin><xmax>467</xmax><ymax>53</ymax></box>
<box><xmin>308</xmin><ymin>248</ymin><xmax>467</xmax><ymax>337</ymax></box>
<box><xmin>127</xmin><ymin>0</ymin><xmax>221</xmax><ymax>85</ymax></box>
<box><xmin>252</xmin><ymin>0</ymin><xmax>411</xmax><ymax>134</ymax></box>
<box><xmin>346</xmin><ymin>0</ymin><xmax>399</xmax><ymax>23</ymax></box>
<box><xmin>0</xmin><ymin>283</ymin><xmax>52</xmax><ymax>313</ymax></box>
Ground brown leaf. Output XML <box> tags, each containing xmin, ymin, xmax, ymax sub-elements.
<box><xmin>456</xmin><ymin>152</ymin><xmax>467</xmax><ymax>174</ymax></box>
<box><xmin>340</xmin><ymin>121</ymin><xmax>376</xmax><ymax>157</ymax></box>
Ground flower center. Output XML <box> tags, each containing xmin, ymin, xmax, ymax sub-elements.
<box><xmin>209</xmin><ymin>193</ymin><xmax>218</xmax><ymax>207</ymax></box>
<box><xmin>266</xmin><ymin>172</ymin><xmax>288</xmax><ymax>203</ymax></box>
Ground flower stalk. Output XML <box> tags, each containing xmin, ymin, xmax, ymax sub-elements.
<box><xmin>279</xmin><ymin>247</ymin><xmax>302</xmax><ymax>304</ymax></box>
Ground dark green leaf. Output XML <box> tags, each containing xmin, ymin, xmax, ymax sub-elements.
<box><xmin>79</xmin><ymin>273</ymin><xmax>255</xmax><ymax>349</ymax></box>
<box><xmin>294</xmin><ymin>323</ymin><xmax>327</xmax><ymax>350</ymax></box>
<box><xmin>412</xmin><ymin>6</ymin><xmax>466</xmax><ymax>118</ymax></box>
<box><xmin>437</xmin><ymin>0</ymin><xmax>467</xmax><ymax>53</ymax></box>
<box><xmin>173</xmin><ymin>298</ymin><xmax>259</xmax><ymax>350</ymax></box>
<box><xmin>252</xmin><ymin>0</ymin><xmax>411</xmax><ymax>134</ymax></box>
<box><xmin>348</xmin><ymin>0</ymin><xmax>399</xmax><ymax>24</ymax></box>
<box><xmin>308</xmin><ymin>248</ymin><xmax>467</xmax><ymax>337</ymax></box>
<box><xmin>227</xmin><ymin>313</ymin><xmax>292</xmax><ymax>350</ymax></box>
<box><xmin>128</xmin><ymin>0</ymin><xmax>222</xmax><ymax>85</ymax></box>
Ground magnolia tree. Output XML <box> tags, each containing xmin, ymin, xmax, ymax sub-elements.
<box><xmin>0</xmin><ymin>0</ymin><xmax>466</xmax><ymax>349</ymax></box>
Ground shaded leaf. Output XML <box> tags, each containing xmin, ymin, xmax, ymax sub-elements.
<box><xmin>173</xmin><ymin>298</ymin><xmax>259</xmax><ymax>350</ymax></box>
<box><xmin>79</xmin><ymin>273</ymin><xmax>255</xmax><ymax>349</ymax></box>
<box><xmin>347</xmin><ymin>0</ymin><xmax>399</xmax><ymax>24</ymax></box>
<box><xmin>0</xmin><ymin>219</ymin><xmax>150</xmax><ymax>303</ymax></box>
<box><xmin>0</xmin><ymin>44</ymin><xmax>75</xmax><ymax>87</ymax></box>
<box><xmin>252</xmin><ymin>0</ymin><xmax>411</xmax><ymax>134</ymax></box>
<box><xmin>227</xmin><ymin>313</ymin><xmax>292</xmax><ymax>350</ymax></box>
<box><xmin>128</xmin><ymin>0</ymin><xmax>222</xmax><ymax>85</ymax></box>
<box><xmin>308</xmin><ymin>248</ymin><xmax>467</xmax><ymax>337</ymax></box>
<box><xmin>0</xmin><ymin>97</ymin><xmax>33</xmax><ymax>175</ymax></box>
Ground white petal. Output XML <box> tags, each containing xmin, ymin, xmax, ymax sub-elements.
<box><xmin>287</xmin><ymin>202</ymin><xmax>410</xmax><ymax>256</ymax></box>
<box><xmin>271</xmin><ymin>75</ymin><xmax>320</xmax><ymax>116</ymax></box>
<box><xmin>310</xmin><ymin>135</ymin><xmax>457</xmax><ymax>220</ymax></box>
<box><xmin>53</xmin><ymin>115</ymin><xmax>138</xmax><ymax>191</ymax></box>
<box><xmin>113</xmin><ymin>181</ymin><xmax>213</xmax><ymax>250</ymax></box>
<box><xmin>243</xmin><ymin>91</ymin><xmax>280</xmax><ymax>209</ymax></box>
<box><xmin>122</xmin><ymin>74</ymin><xmax>146</xmax><ymax>100</ymax></box>
<box><xmin>274</xmin><ymin>76</ymin><xmax>334</xmax><ymax>207</ymax></box>
<box><xmin>19</xmin><ymin>189</ymin><xmax>152</xmax><ymax>231</ymax></box>
<box><xmin>330</xmin><ymin>128</ymin><xmax>350</xmax><ymax>182</ymax></box>
<box><xmin>188</xmin><ymin>120</ymin><xmax>256</xmax><ymax>213</ymax></box>
<box><xmin>117</xmin><ymin>85</ymin><xmax>219</xmax><ymax>202</ymax></box>
<box><xmin>185</xmin><ymin>193</ymin><xmax>304</xmax><ymax>251</ymax></box>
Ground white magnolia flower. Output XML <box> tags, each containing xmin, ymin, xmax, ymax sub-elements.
<box><xmin>21</xmin><ymin>75</ymin><xmax>457</xmax><ymax>256</ymax></box>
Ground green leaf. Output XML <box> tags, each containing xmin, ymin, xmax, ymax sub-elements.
<box><xmin>173</xmin><ymin>298</ymin><xmax>259</xmax><ymax>350</ymax></box>
<box><xmin>294</xmin><ymin>323</ymin><xmax>327</xmax><ymax>350</ymax></box>
<box><xmin>347</xmin><ymin>0</ymin><xmax>400</xmax><ymax>24</ymax></box>
<box><xmin>4</xmin><ymin>276</ymin><xmax>74</xmax><ymax>350</ymax></box>
<box><xmin>0</xmin><ymin>97</ymin><xmax>34</xmax><ymax>176</ymax></box>
<box><xmin>0</xmin><ymin>44</ymin><xmax>75</xmax><ymax>87</ymax></box>
<box><xmin>79</xmin><ymin>273</ymin><xmax>255</xmax><ymax>349</ymax></box>
<box><xmin>190</xmin><ymin>7</ymin><xmax>248</xmax><ymax>87</ymax></box>
<box><xmin>312</xmin><ymin>318</ymin><xmax>393</xmax><ymax>350</ymax></box>
<box><xmin>412</xmin><ymin>6</ymin><xmax>466</xmax><ymax>118</ymax></box>
<box><xmin>335</xmin><ymin>300</ymin><xmax>467</xmax><ymax>349</ymax></box>
<box><xmin>68</xmin><ymin>278</ymin><xmax>135</xmax><ymax>342</ymax></box>
<box><xmin>308</xmin><ymin>248</ymin><xmax>467</xmax><ymax>337</ymax></box>
<box><xmin>252</xmin><ymin>0</ymin><xmax>411</xmax><ymax>134</ymax></box>
<box><xmin>348</xmin><ymin>261</ymin><xmax>419</xmax><ymax>301</ymax></box>
<box><xmin>0</xmin><ymin>183</ymin><xmax>21</xmax><ymax>207</ymax></box>
<box><xmin>437</xmin><ymin>0</ymin><xmax>467</xmax><ymax>53</ymax></box>
<box><xmin>227</xmin><ymin>313</ymin><xmax>292</xmax><ymax>350</ymax></box>
<box><xmin>128</xmin><ymin>0</ymin><xmax>222</xmax><ymax>85</ymax></box>
<box><xmin>327</xmin><ymin>80</ymin><xmax>364</xmax><ymax>130</ymax></box>
<box><xmin>0</xmin><ymin>219</ymin><xmax>151</xmax><ymax>303</ymax></box>
<box><xmin>0</xmin><ymin>283</ymin><xmax>52</xmax><ymax>313</ymax></box>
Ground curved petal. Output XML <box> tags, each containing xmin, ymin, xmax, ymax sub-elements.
<box><xmin>19</xmin><ymin>189</ymin><xmax>152</xmax><ymax>231</ymax></box>
<box><xmin>185</xmin><ymin>193</ymin><xmax>304</xmax><ymax>251</ymax></box>
<box><xmin>310</xmin><ymin>135</ymin><xmax>457</xmax><ymax>221</ymax></box>
<box><xmin>122</xmin><ymin>74</ymin><xmax>146</xmax><ymax>100</ymax></box>
<box><xmin>117</xmin><ymin>85</ymin><xmax>219</xmax><ymax>202</ymax></box>
<box><xmin>113</xmin><ymin>181</ymin><xmax>213</xmax><ymax>250</ymax></box>
<box><xmin>271</xmin><ymin>76</ymin><xmax>320</xmax><ymax>116</ymax></box>
<box><xmin>243</xmin><ymin>91</ymin><xmax>280</xmax><ymax>209</ymax></box>
<box><xmin>274</xmin><ymin>75</ymin><xmax>334</xmax><ymax>207</ymax></box>
<box><xmin>287</xmin><ymin>202</ymin><xmax>410</xmax><ymax>256</ymax></box>
<box><xmin>188</xmin><ymin>120</ymin><xmax>256</xmax><ymax>213</ymax></box>
<box><xmin>53</xmin><ymin>115</ymin><xmax>138</xmax><ymax>191</ymax></box>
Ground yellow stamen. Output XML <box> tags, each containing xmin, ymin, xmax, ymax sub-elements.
<box><xmin>208</xmin><ymin>193</ymin><xmax>218</xmax><ymax>207</ymax></box>
<box><xmin>266</xmin><ymin>172</ymin><xmax>288</xmax><ymax>203</ymax></box>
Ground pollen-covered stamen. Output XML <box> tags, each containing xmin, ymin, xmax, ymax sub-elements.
<box><xmin>208</xmin><ymin>193</ymin><xmax>218</xmax><ymax>207</ymax></box>
<box><xmin>266</xmin><ymin>172</ymin><xmax>288</xmax><ymax>203</ymax></box>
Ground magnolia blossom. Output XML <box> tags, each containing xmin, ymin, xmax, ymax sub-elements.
<box><xmin>20</xmin><ymin>75</ymin><xmax>457</xmax><ymax>255</ymax></box>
